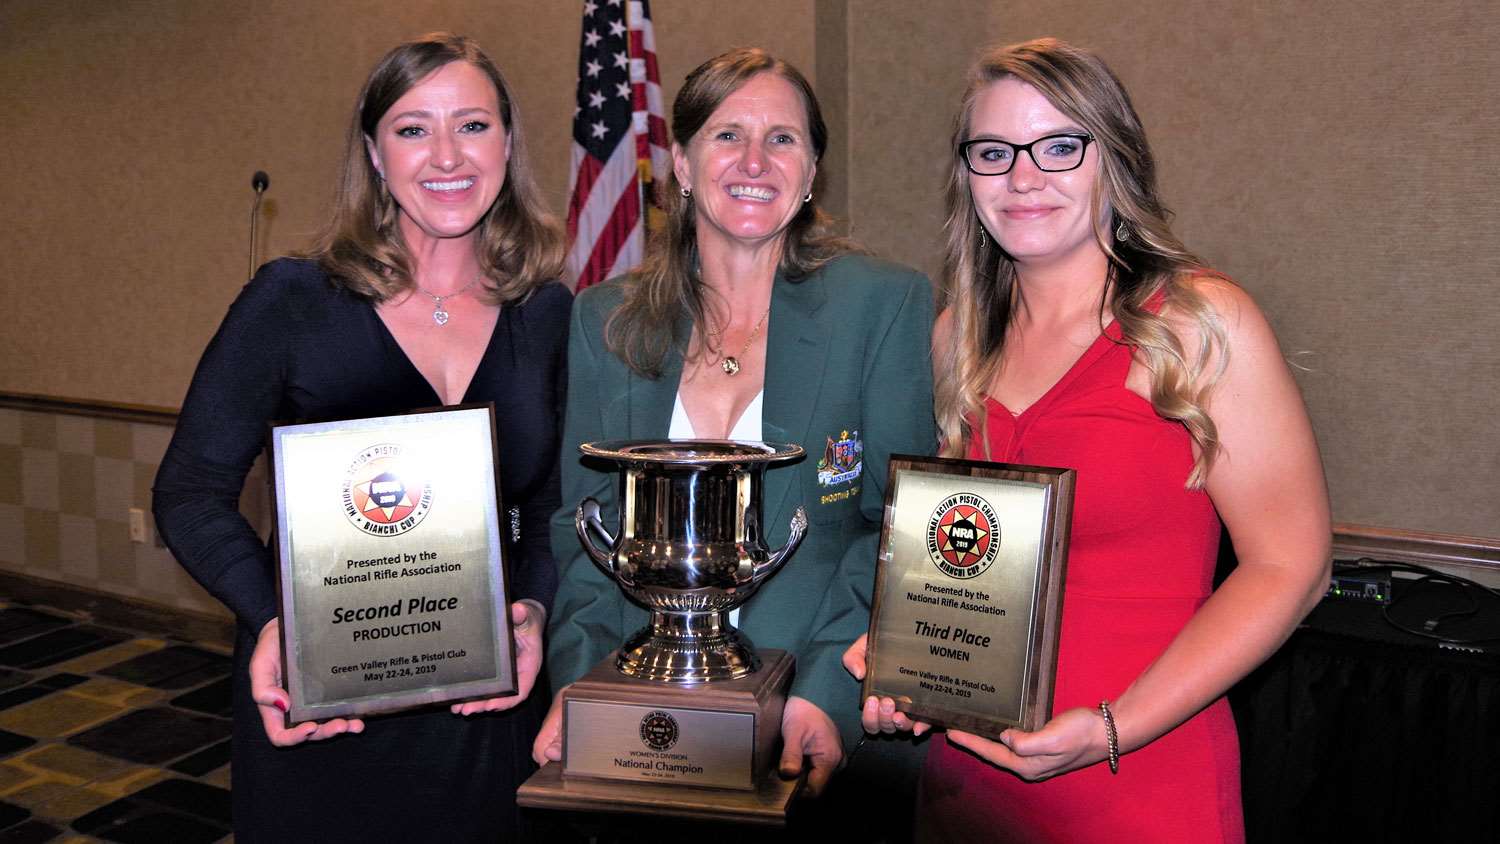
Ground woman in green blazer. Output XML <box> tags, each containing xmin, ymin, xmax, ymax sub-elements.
<box><xmin>534</xmin><ymin>48</ymin><xmax>934</xmax><ymax>833</ymax></box>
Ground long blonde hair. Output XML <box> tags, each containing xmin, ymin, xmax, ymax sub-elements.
<box><xmin>605</xmin><ymin>48</ymin><xmax>855</xmax><ymax>378</ymax></box>
<box><xmin>935</xmin><ymin>38</ymin><xmax>1226</xmax><ymax>487</ymax></box>
<box><xmin>308</xmin><ymin>32</ymin><xmax>563</xmax><ymax>304</ymax></box>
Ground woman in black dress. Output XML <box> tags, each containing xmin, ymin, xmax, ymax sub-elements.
<box><xmin>153</xmin><ymin>33</ymin><xmax>568</xmax><ymax>841</ymax></box>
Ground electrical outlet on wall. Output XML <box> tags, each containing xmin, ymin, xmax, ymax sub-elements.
<box><xmin>128</xmin><ymin>508</ymin><xmax>148</xmax><ymax>544</ymax></box>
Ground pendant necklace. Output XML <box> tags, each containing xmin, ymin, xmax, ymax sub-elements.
<box><xmin>707</xmin><ymin>306</ymin><xmax>771</xmax><ymax>376</ymax></box>
<box><xmin>414</xmin><ymin>273</ymin><xmax>482</xmax><ymax>326</ymax></box>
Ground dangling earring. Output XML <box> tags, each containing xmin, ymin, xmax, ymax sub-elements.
<box><xmin>803</xmin><ymin>192</ymin><xmax>813</xmax><ymax>204</ymax></box>
<box><xmin>978</xmin><ymin>226</ymin><xmax>987</xmax><ymax>250</ymax></box>
<box><xmin>1114</xmin><ymin>219</ymin><xmax>1129</xmax><ymax>242</ymax></box>
<box><xmin>680</xmin><ymin>186</ymin><xmax>692</xmax><ymax>198</ymax></box>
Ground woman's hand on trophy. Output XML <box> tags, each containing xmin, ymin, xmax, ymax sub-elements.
<box><xmin>947</xmin><ymin>706</ymin><xmax>1110</xmax><ymax>782</ymax></box>
<box><xmin>842</xmin><ymin>633</ymin><xmax>933</xmax><ymax>737</ymax></box>
<box><xmin>779</xmin><ymin>696</ymin><xmax>843</xmax><ymax>797</ymax></box>
<box><xmin>532</xmin><ymin>693</ymin><xmax>566</xmax><ymax>766</ymax></box>
<box><xmin>451</xmin><ymin>600</ymin><xmax>547</xmax><ymax>716</ymax></box>
<box><xmin>250</xmin><ymin>618</ymin><xmax>366</xmax><ymax>746</ymax></box>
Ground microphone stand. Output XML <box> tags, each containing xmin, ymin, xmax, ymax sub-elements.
<box><xmin>249</xmin><ymin>171</ymin><xmax>269</xmax><ymax>280</ymax></box>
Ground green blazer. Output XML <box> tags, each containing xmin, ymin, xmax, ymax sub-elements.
<box><xmin>546</xmin><ymin>254</ymin><xmax>937</xmax><ymax>749</ymax></box>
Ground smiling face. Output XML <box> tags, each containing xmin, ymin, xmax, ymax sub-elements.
<box><xmin>365</xmin><ymin>61</ymin><xmax>511</xmax><ymax>248</ymax></box>
<box><xmin>966</xmin><ymin>77</ymin><xmax>1103</xmax><ymax>271</ymax></box>
<box><xmin>672</xmin><ymin>72</ymin><xmax>817</xmax><ymax>253</ymax></box>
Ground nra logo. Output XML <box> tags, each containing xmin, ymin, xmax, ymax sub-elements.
<box><xmin>925</xmin><ymin>493</ymin><xmax>1000</xmax><ymax>580</ymax></box>
<box><xmin>639</xmin><ymin>710</ymin><xmax>679</xmax><ymax>751</ymax></box>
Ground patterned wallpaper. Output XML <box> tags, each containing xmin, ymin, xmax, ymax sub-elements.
<box><xmin>0</xmin><ymin>407</ymin><xmax>260</xmax><ymax>621</ymax></box>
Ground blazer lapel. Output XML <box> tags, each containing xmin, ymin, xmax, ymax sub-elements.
<box><xmin>626</xmin><ymin>315</ymin><xmax>688</xmax><ymax>439</ymax></box>
<box><xmin>762</xmin><ymin>272</ymin><xmax>829</xmax><ymax>544</ymax></box>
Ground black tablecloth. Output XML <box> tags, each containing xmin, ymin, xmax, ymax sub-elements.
<box><xmin>1232</xmin><ymin>577</ymin><xmax>1500</xmax><ymax>842</ymax></box>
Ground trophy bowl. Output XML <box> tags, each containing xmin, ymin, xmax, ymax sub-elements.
<box><xmin>576</xmin><ymin>439</ymin><xmax>807</xmax><ymax>682</ymax></box>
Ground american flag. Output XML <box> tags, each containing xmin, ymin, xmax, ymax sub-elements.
<box><xmin>565</xmin><ymin>0</ymin><xmax>669</xmax><ymax>290</ymax></box>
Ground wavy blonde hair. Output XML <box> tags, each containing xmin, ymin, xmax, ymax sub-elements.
<box><xmin>307</xmin><ymin>32</ymin><xmax>563</xmax><ymax>304</ymax></box>
<box><xmin>605</xmin><ymin>47</ymin><xmax>855</xmax><ymax>378</ymax></box>
<box><xmin>935</xmin><ymin>38</ymin><xmax>1227</xmax><ymax>487</ymax></box>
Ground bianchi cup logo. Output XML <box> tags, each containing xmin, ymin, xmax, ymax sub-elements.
<box><xmin>342</xmin><ymin>443</ymin><xmax>432</xmax><ymax>537</ymax></box>
<box><xmin>639</xmin><ymin>710</ymin><xmax>679</xmax><ymax>751</ymax></box>
<box><xmin>926</xmin><ymin>493</ymin><xmax>1000</xmax><ymax>579</ymax></box>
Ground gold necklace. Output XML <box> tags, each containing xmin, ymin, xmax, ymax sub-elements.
<box><xmin>706</xmin><ymin>307</ymin><xmax>771</xmax><ymax>376</ymax></box>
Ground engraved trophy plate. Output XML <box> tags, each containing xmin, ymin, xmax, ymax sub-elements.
<box><xmin>270</xmin><ymin>405</ymin><xmax>516</xmax><ymax>723</ymax></box>
<box><xmin>566</xmin><ymin>703</ymin><xmax>755</xmax><ymax>788</ymax></box>
<box><xmin>560</xmin><ymin>646</ymin><xmax>793</xmax><ymax>792</ymax></box>
<box><xmin>863</xmin><ymin>455</ymin><xmax>1073</xmax><ymax>737</ymax></box>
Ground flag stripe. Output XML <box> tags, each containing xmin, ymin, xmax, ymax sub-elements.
<box><xmin>565</xmin><ymin>137</ymin><xmax>640</xmax><ymax>285</ymax></box>
<box><xmin>565</xmin><ymin>146</ymin><xmax>600</xmax><ymax>242</ymax></box>
<box><xmin>583</xmin><ymin>182</ymin><xmax>642</xmax><ymax>286</ymax></box>
<box><xmin>607</xmin><ymin>216</ymin><xmax>646</xmax><ymax>280</ymax></box>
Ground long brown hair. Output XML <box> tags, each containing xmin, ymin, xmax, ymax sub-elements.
<box><xmin>308</xmin><ymin>32</ymin><xmax>563</xmax><ymax>303</ymax></box>
<box><xmin>605</xmin><ymin>47</ymin><xmax>855</xmax><ymax>378</ymax></box>
<box><xmin>935</xmin><ymin>38</ymin><xmax>1227</xmax><ymax>486</ymax></box>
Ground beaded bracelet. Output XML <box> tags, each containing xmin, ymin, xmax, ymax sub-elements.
<box><xmin>1098</xmin><ymin>700</ymin><xmax>1120</xmax><ymax>774</ymax></box>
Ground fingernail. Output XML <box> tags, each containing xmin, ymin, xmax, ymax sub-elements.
<box><xmin>273</xmin><ymin>699</ymin><xmax>288</xmax><ymax>713</ymax></box>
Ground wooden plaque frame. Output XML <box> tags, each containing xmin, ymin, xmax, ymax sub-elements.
<box><xmin>862</xmin><ymin>455</ymin><xmax>1073</xmax><ymax>737</ymax></box>
<box><xmin>270</xmin><ymin>404</ymin><xmax>517</xmax><ymax>723</ymax></box>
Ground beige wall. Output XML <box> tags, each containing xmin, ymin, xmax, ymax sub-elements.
<box><xmin>2</xmin><ymin>0</ymin><xmax>1497</xmax><ymax>576</ymax></box>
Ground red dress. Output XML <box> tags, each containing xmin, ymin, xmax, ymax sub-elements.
<box><xmin>918</xmin><ymin>317</ymin><xmax>1244</xmax><ymax>843</ymax></box>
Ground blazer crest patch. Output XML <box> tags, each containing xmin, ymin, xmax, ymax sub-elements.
<box><xmin>817</xmin><ymin>429</ymin><xmax>863</xmax><ymax>487</ymax></box>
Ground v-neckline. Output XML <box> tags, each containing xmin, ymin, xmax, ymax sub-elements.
<box><xmin>369</xmin><ymin>302</ymin><xmax>503</xmax><ymax>406</ymax></box>
<box><xmin>986</xmin><ymin>318</ymin><xmax>1123</xmax><ymax>420</ymax></box>
<box><xmin>671</xmin><ymin>389</ymin><xmax>765</xmax><ymax>439</ymax></box>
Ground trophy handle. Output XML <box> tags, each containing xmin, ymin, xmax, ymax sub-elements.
<box><xmin>751</xmin><ymin>506</ymin><xmax>807</xmax><ymax>587</ymax></box>
<box><xmin>575</xmin><ymin>498</ymin><xmax>622</xmax><ymax>584</ymax></box>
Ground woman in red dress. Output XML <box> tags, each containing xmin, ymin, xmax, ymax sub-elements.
<box><xmin>845</xmin><ymin>38</ymin><xmax>1330</xmax><ymax>842</ymax></box>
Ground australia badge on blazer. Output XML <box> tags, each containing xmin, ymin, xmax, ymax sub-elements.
<box><xmin>817</xmin><ymin>429</ymin><xmax>863</xmax><ymax>486</ymax></box>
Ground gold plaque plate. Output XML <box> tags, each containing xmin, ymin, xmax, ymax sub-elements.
<box><xmin>560</xmin><ymin>650</ymin><xmax>792</xmax><ymax>792</ymax></box>
<box><xmin>863</xmin><ymin>455</ymin><xmax>1073</xmax><ymax>737</ymax></box>
<box><xmin>270</xmin><ymin>405</ymin><xmax>517</xmax><ymax>723</ymax></box>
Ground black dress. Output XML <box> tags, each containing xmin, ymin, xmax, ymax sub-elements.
<box><xmin>153</xmin><ymin>258</ymin><xmax>569</xmax><ymax>842</ymax></box>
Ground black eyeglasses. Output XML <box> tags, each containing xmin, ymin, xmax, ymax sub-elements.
<box><xmin>959</xmin><ymin>133</ymin><xmax>1095</xmax><ymax>176</ymax></box>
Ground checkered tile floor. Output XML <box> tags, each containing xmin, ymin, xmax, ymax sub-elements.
<box><xmin>0</xmin><ymin>602</ymin><xmax>232</xmax><ymax>842</ymax></box>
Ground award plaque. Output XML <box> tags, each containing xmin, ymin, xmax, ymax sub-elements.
<box><xmin>862</xmin><ymin>455</ymin><xmax>1074</xmax><ymax>738</ymax></box>
<box><xmin>269</xmin><ymin>405</ymin><xmax>517</xmax><ymax>724</ymax></box>
<box><xmin>519</xmin><ymin>440</ymin><xmax>807</xmax><ymax>824</ymax></box>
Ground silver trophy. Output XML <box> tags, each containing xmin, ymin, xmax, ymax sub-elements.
<box><xmin>575</xmin><ymin>439</ymin><xmax>807</xmax><ymax>683</ymax></box>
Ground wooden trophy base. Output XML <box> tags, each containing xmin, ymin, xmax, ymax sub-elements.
<box><xmin>517</xmin><ymin>761</ymin><xmax>801</xmax><ymax>827</ymax></box>
<box><xmin>518</xmin><ymin>649</ymin><xmax>797</xmax><ymax>825</ymax></box>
